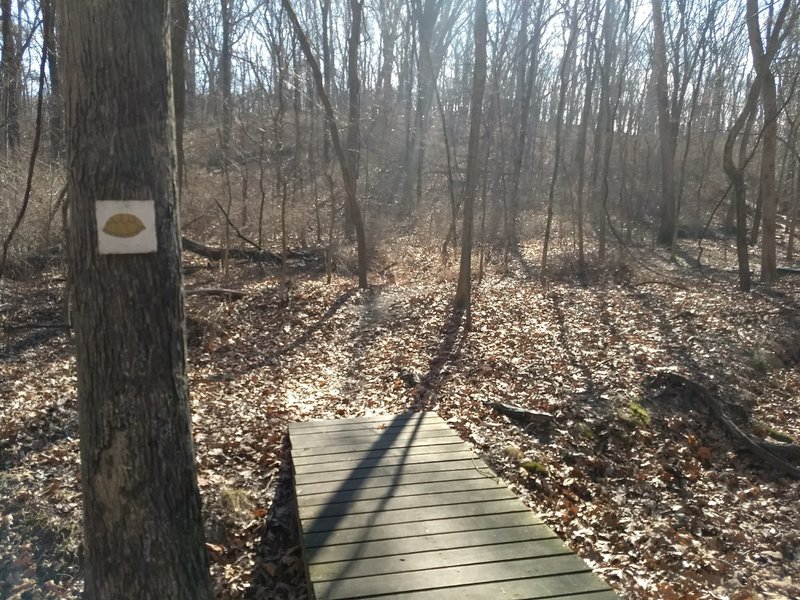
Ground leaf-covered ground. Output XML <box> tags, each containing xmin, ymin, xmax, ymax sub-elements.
<box><xmin>2</xmin><ymin>240</ymin><xmax>800</xmax><ymax>599</ymax></box>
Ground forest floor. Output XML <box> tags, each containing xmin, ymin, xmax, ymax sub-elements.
<box><xmin>1</xmin><ymin>238</ymin><xmax>800</xmax><ymax>600</ymax></box>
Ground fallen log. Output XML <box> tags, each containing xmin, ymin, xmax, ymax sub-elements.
<box><xmin>485</xmin><ymin>401</ymin><xmax>554</xmax><ymax>425</ymax></box>
<box><xmin>181</xmin><ymin>237</ymin><xmax>324</xmax><ymax>266</ymax></box>
<box><xmin>181</xmin><ymin>237</ymin><xmax>282</xmax><ymax>264</ymax></box>
<box><xmin>656</xmin><ymin>371</ymin><xmax>800</xmax><ymax>479</ymax></box>
<box><xmin>185</xmin><ymin>288</ymin><xmax>247</xmax><ymax>300</ymax></box>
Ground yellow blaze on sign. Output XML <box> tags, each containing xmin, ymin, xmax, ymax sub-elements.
<box><xmin>96</xmin><ymin>200</ymin><xmax>157</xmax><ymax>254</ymax></box>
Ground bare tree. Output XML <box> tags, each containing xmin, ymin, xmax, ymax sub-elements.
<box><xmin>454</xmin><ymin>0</ymin><xmax>487</xmax><ymax>327</ymax></box>
<box><xmin>282</xmin><ymin>0</ymin><xmax>368</xmax><ymax>288</ymax></box>
<box><xmin>652</xmin><ymin>0</ymin><xmax>677</xmax><ymax>246</ymax></box>
<box><xmin>746</xmin><ymin>0</ymin><xmax>794</xmax><ymax>283</ymax></box>
<box><xmin>542</xmin><ymin>0</ymin><xmax>580</xmax><ymax>276</ymax></box>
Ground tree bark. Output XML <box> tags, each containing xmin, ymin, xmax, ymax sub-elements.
<box><xmin>61</xmin><ymin>0</ymin><xmax>214</xmax><ymax>596</ymax></box>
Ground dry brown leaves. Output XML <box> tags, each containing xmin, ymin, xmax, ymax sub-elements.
<box><xmin>1</xmin><ymin>239</ymin><xmax>799</xmax><ymax>599</ymax></box>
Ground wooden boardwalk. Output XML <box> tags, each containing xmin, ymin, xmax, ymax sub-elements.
<box><xmin>289</xmin><ymin>412</ymin><xmax>618</xmax><ymax>600</ymax></box>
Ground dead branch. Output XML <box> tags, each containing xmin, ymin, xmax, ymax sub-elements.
<box><xmin>485</xmin><ymin>401</ymin><xmax>554</xmax><ymax>425</ymax></box>
<box><xmin>182</xmin><ymin>236</ymin><xmax>282</xmax><ymax>264</ymax></box>
<box><xmin>656</xmin><ymin>371</ymin><xmax>800</xmax><ymax>479</ymax></box>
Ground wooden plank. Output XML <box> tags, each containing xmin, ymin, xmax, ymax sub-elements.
<box><xmin>304</xmin><ymin>511</ymin><xmax>542</xmax><ymax>548</ymax></box>
<box><xmin>294</xmin><ymin>457</ymin><xmax>479</xmax><ymax>486</ymax></box>
<box><xmin>303</xmin><ymin>498</ymin><xmax>529</xmax><ymax>534</ymax></box>
<box><xmin>291</xmin><ymin>433</ymin><xmax>462</xmax><ymax>458</ymax></box>
<box><xmin>289</xmin><ymin>419</ymin><xmax>452</xmax><ymax>436</ymax></box>
<box><xmin>313</xmin><ymin>554</ymin><xmax>594</xmax><ymax>599</ymax></box>
<box><xmin>296</xmin><ymin>467</ymin><xmax>489</xmax><ymax>497</ymax></box>
<box><xmin>534</xmin><ymin>593</ymin><xmax>620</xmax><ymax>600</ymax></box>
<box><xmin>290</xmin><ymin>412</ymin><xmax>438</xmax><ymax>432</ymax></box>
<box><xmin>309</xmin><ymin>537</ymin><xmax>574</xmax><ymax>582</ymax></box>
<box><xmin>296</xmin><ymin>476</ymin><xmax>505</xmax><ymax>508</ymax></box>
<box><xmin>349</xmin><ymin>574</ymin><xmax>616</xmax><ymax>600</ymax></box>
<box><xmin>293</xmin><ymin>446</ymin><xmax>475</xmax><ymax>472</ymax></box>
<box><xmin>291</xmin><ymin>426</ymin><xmax>455</xmax><ymax>449</ymax></box>
<box><xmin>299</xmin><ymin>487</ymin><xmax>517</xmax><ymax>520</ymax></box>
<box><xmin>305</xmin><ymin>524</ymin><xmax>556</xmax><ymax>564</ymax></box>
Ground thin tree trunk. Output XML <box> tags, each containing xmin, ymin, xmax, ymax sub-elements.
<box><xmin>590</xmin><ymin>0</ymin><xmax>615</xmax><ymax>262</ymax></box>
<box><xmin>454</xmin><ymin>0</ymin><xmax>487</xmax><ymax>330</ymax></box>
<box><xmin>282</xmin><ymin>0</ymin><xmax>368</xmax><ymax>288</ymax></box>
<box><xmin>746</xmin><ymin>0</ymin><xmax>789</xmax><ymax>283</ymax></box>
<box><xmin>171</xmin><ymin>0</ymin><xmax>189</xmax><ymax>190</ymax></box>
<box><xmin>343</xmin><ymin>0</ymin><xmax>364</xmax><ymax>241</ymax></box>
<box><xmin>1</xmin><ymin>0</ymin><xmax>19</xmax><ymax>152</ymax></box>
<box><xmin>652</xmin><ymin>0</ymin><xmax>677</xmax><ymax>247</ymax></box>
<box><xmin>43</xmin><ymin>0</ymin><xmax>62</xmax><ymax>160</ymax></box>
<box><xmin>724</xmin><ymin>79</ymin><xmax>763</xmax><ymax>291</ymax></box>
<box><xmin>435</xmin><ymin>84</ymin><xmax>459</xmax><ymax>261</ymax></box>
<box><xmin>574</xmin><ymin>0</ymin><xmax>598</xmax><ymax>273</ymax></box>
<box><xmin>220</xmin><ymin>0</ymin><xmax>233</xmax><ymax>160</ymax></box>
<box><xmin>542</xmin><ymin>2</ymin><xmax>579</xmax><ymax>277</ymax></box>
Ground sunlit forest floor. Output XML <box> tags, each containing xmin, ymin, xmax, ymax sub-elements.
<box><xmin>2</xmin><ymin>237</ymin><xmax>800</xmax><ymax>599</ymax></box>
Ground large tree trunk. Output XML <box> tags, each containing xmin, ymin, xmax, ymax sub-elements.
<box><xmin>61</xmin><ymin>0</ymin><xmax>214</xmax><ymax>597</ymax></box>
<box><xmin>454</xmin><ymin>0</ymin><xmax>487</xmax><ymax>328</ymax></box>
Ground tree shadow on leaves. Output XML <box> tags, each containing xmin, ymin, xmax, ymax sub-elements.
<box><xmin>412</xmin><ymin>305</ymin><xmax>466</xmax><ymax>410</ymax></box>
<box><xmin>549</xmin><ymin>289</ymin><xmax>598</xmax><ymax>400</ymax></box>
<box><xmin>235</xmin><ymin>288</ymin><xmax>356</xmax><ymax>377</ymax></box>
<box><xmin>508</xmin><ymin>245</ymin><xmax>536</xmax><ymax>280</ymax></box>
<box><xmin>0</xmin><ymin>327</ymin><xmax>65</xmax><ymax>362</ymax></box>
<box><xmin>0</xmin><ymin>397</ymin><xmax>76</xmax><ymax>473</ymax></box>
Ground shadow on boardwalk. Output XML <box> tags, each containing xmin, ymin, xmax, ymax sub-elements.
<box><xmin>289</xmin><ymin>413</ymin><xmax>429</xmax><ymax>598</ymax></box>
